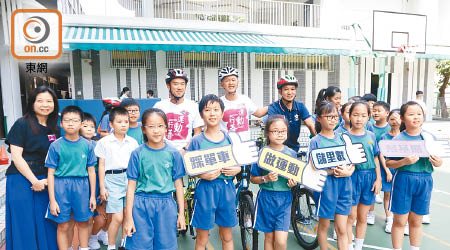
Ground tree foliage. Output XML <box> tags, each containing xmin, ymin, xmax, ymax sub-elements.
<box><xmin>436</xmin><ymin>60</ymin><xmax>450</xmax><ymax>118</ymax></box>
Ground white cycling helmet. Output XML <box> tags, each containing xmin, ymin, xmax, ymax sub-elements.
<box><xmin>218</xmin><ymin>66</ymin><xmax>239</xmax><ymax>83</ymax></box>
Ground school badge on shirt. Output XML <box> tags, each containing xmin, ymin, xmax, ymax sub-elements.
<box><xmin>48</xmin><ymin>134</ymin><xmax>56</xmax><ymax>141</ymax></box>
<box><xmin>294</xmin><ymin>114</ymin><xmax>299</xmax><ymax>121</ymax></box>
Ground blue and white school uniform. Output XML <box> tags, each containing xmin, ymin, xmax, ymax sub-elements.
<box><xmin>126</xmin><ymin>143</ymin><xmax>185</xmax><ymax>250</ymax></box>
<box><xmin>45</xmin><ymin>137</ymin><xmax>97</xmax><ymax>223</ymax></box>
<box><xmin>251</xmin><ymin>146</ymin><xmax>296</xmax><ymax>232</ymax></box>
<box><xmin>188</xmin><ymin>132</ymin><xmax>238</xmax><ymax>230</ymax></box>
<box><xmin>310</xmin><ymin>134</ymin><xmax>352</xmax><ymax>219</ymax></box>
<box><xmin>344</xmin><ymin>131</ymin><xmax>380</xmax><ymax>206</ymax></box>
<box><xmin>389</xmin><ymin>131</ymin><xmax>435</xmax><ymax>215</ymax></box>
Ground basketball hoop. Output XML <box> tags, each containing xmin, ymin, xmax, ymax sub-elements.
<box><xmin>397</xmin><ymin>44</ymin><xmax>417</xmax><ymax>62</ymax></box>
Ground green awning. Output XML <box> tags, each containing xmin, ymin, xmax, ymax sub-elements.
<box><xmin>62</xmin><ymin>26</ymin><xmax>350</xmax><ymax>55</ymax></box>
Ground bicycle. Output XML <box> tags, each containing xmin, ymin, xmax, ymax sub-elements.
<box><xmin>236</xmin><ymin>165</ymin><xmax>258</xmax><ymax>250</ymax></box>
<box><xmin>179</xmin><ymin>176</ymin><xmax>196</xmax><ymax>239</ymax></box>
<box><xmin>290</xmin><ymin>151</ymin><xmax>319</xmax><ymax>250</ymax></box>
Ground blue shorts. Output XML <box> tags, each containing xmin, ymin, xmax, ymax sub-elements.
<box><xmin>191</xmin><ymin>178</ymin><xmax>238</xmax><ymax>230</ymax></box>
<box><xmin>46</xmin><ymin>177</ymin><xmax>93</xmax><ymax>223</ymax></box>
<box><xmin>381</xmin><ymin>168</ymin><xmax>396</xmax><ymax>192</ymax></box>
<box><xmin>126</xmin><ymin>193</ymin><xmax>177</xmax><ymax>250</ymax></box>
<box><xmin>105</xmin><ymin>172</ymin><xmax>127</xmax><ymax>213</ymax></box>
<box><xmin>254</xmin><ymin>189</ymin><xmax>292</xmax><ymax>233</ymax></box>
<box><xmin>351</xmin><ymin>169</ymin><xmax>376</xmax><ymax>206</ymax></box>
<box><xmin>389</xmin><ymin>171</ymin><xmax>433</xmax><ymax>215</ymax></box>
<box><xmin>314</xmin><ymin>175</ymin><xmax>352</xmax><ymax>219</ymax></box>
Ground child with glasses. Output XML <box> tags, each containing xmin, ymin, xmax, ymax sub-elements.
<box><xmin>45</xmin><ymin>106</ymin><xmax>97</xmax><ymax>250</ymax></box>
<box><xmin>250</xmin><ymin>114</ymin><xmax>297</xmax><ymax>250</ymax></box>
<box><xmin>121</xmin><ymin>98</ymin><xmax>144</xmax><ymax>145</ymax></box>
<box><xmin>310</xmin><ymin>101</ymin><xmax>354</xmax><ymax>250</ymax></box>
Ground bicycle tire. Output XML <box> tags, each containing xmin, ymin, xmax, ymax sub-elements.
<box><xmin>239</xmin><ymin>194</ymin><xmax>258</xmax><ymax>250</ymax></box>
<box><xmin>291</xmin><ymin>187</ymin><xmax>319</xmax><ymax>250</ymax></box>
<box><xmin>187</xmin><ymin>198</ymin><xmax>195</xmax><ymax>237</ymax></box>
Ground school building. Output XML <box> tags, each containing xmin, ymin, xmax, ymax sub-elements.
<box><xmin>2</xmin><ymin>0</ymin><xmax>450</xmax><ymax>136</ymax></box>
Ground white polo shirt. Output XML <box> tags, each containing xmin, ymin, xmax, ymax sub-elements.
<box><xmin>94</xmin><ymin>134</ymin><xmax>139</xmax><ymax>170</ymax></box>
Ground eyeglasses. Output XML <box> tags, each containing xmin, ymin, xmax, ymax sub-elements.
<box><xmin>269</xmin><ymin>130</ymin><xmax>287</xmax><ymax>135</ymax></box>
<box><xmin>144</xmin><ymin>124</ymin><xmax>167</xmax><ymax>130</ymax></box>
<box><xmin>321</xmin><ymin>115</ymin><xmax>339</xmax><ymax>121</ymax></box>
<box><xmin>127</xmin><ymin>109</ymin><xmax>140</xmax><ymax>114</ymax></box>
<box><xmin>62</xmin><ymin>118</ymin><xmax>81</xmax><ymax>123</ymax></box>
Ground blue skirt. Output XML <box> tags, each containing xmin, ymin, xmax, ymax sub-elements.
<box><xmin>6</xmin><ymin>174</ymin><xmax>58</xmax><ymax>250</ymax></box>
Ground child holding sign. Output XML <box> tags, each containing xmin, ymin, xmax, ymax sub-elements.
<box><xmin>309</xmin><ymin>102</ymin><xmax>354</xmax><ymax>250</ymax></box>
<box><xmin>379</xmin><ymin>109</ymin><xmax>400</xmax><ymax>233</ymax></box>
<box><xmin>386</xmin><ymin>102</ymin><xmax>443</xmax><ymax>250</ymax></box>
<box><xmin>250</xmin><ymin>115</ymin><xmax>297</xmax><ymax>250</ymax></box>
<box><xmin>345</xmin><ymin>101</ymin><xmax>382</xmax><ymax>250</ymax></box>
<box><xmin>123</xmin><ymin>108</ymin><xmax>186</xmax><ymax>250</ymax></box>
<box><xmin>187</xmin><ymin>94</ymin><xmax>241</xmax><ymax>250</ymax></box>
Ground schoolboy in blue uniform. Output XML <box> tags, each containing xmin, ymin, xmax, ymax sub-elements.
<box><xmin>124</xmin><ymin>108</ymin><xmax>186</xmax><ymax>250</ymax></box>
<box><xmin>188</xmin><ymin>94</ymin><xmax>241</xmax><ymax>250</ymax></box>
<box><xmin>46</xmin><ymin>106</ymin><xmax>97</xmax><ymax>250</ymax></box>
<box><xmin>121</xmin><ymin>98</ymin><xmax>144</xmax><ymax>145</ymax></box>
<box><xmin>367</xmin><ymin>101</ymin><xmax>391</xmax><ymax>225</ymax></box>
<box><xmin>268</xmin><ymin>75</ymin><xmax>316</xmax><ymax>152</ymax></box>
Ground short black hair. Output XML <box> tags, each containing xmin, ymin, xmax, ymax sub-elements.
<box><xmin>82</xmin><ymin>112</ymin><xmax>97</xmax><ymax>126</ymax></box>
<box><xmin>198</xmin><ymin>94</ymin><xmax>224</xmax><ymax>114</ymax></box>
<box><xmin>362</xmin><ymin>93</ymin><xmax>377</xmax><ymax>102</ymax></box>
<box><xmin>147</xmin><ymin>90</ymin><xmax>154</xmax><ymax>96</ymax></box>
<box><xmin>349</xmin><ymin>96</ymin><xmax>362</xmax><ymax>102</ymax></box>
<box><xmin>109</xmin><ymin>106</ymin><xmax>129</xmax><ymax>122</ymax></box>
<box><xmin>120</xmin><ymin>98</ymin><xmax>140</xmax><ymax>109</ymax></box>
<box><xmin>373</xmin><ymin>101</ymin><xmax>390</xmax><ymax>111</ymax></box>
<box><xmin>416</xmin><ymin>90</ymin><xmax>424</xmax><ymax>95</ymax></box>
<box><xmin>61</xmin><ymin>105</ymin><xmax>84</xmax><ymax>120</ymax></box>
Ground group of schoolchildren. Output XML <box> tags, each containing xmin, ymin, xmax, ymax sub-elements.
<box><xmin>45</xmin><ymin>70</ymin><xmax>443</xmax><ymax>250</ymax></box>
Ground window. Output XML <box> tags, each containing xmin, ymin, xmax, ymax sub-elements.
<box><xmin>109</xmin><ymin>50</ymin><xmax>151</xmax><ymax>68</ymax></box>
<box><xmin>255</xmin><ymin>53</ymin><xmax>333</xmax><ymax>71</ymax></box>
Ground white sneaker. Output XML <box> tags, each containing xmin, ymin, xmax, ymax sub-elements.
<box><xmin>353</xmin><ymin>220</ymin><xmax>356</xmax><ymax>227</ymax></box>
<box><xmin>333</xmin><ymin>229</ymin><xmax>338</xmax><ymax>240</ymax></box>
<box><xmin>385</xmin><ymin>220</ymin><xmax>393</xmax><ymax>233</ymax></box>
<box><xmin>367</xmin><ymin>212</ymin><xmax>375</xmax><ymax>225</ymax></box>
<box><xmin>422</xmin><ymin>215</ymin><xmax>431</xmax><ymax>224</ymax></box>
<box><xmin>376</xmin><ymin>194</ymin><xmax>383</xmax><ymax>204</ymax></box>
<box><xmin>97</xmin><ymin>230</ymin><xmax>109</xmax><ymax>245</ymax></box>
<box><xmin>404</xmin><ymin>223</ymin><xmax>410</xmax><ymax>235</ymax></box>
<box><xmin>89</xmin><ymin>235</ymin><xmax>101</xmax><ymax>249</ymax></box>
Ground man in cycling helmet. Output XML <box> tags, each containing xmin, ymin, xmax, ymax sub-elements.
<box><xmin>219</xmin><ymin>66</ymin><xmax>268</xmax><ymax>141</ymax></box>
<box><xmin>154</xmin><ymin>69</ymin><xmax>204</xmax><ymax>153</ymax></box>
<box><xmin>268</xmin><ymin>75</ymin><xmax>316</xmax><ymax>152</ymax></box>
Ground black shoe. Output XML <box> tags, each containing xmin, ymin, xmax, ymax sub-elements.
<box><xmin>118</xmin><ymin>247</ymin><xmax>126</xmax><ymax>250</ymax></box>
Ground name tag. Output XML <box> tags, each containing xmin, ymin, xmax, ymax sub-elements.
<box><xmin>48</xmin><ymin>134</ymin><xmax>56</xmax><ymax>142</ymax></box>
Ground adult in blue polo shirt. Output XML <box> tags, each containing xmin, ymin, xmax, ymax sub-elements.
<box><xmin>268</xmin><ymin>75</ymin><xmax>316</xmax><ymax>152</ymax></box>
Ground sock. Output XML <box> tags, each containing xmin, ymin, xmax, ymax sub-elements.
<box><xmin>108</xmin><ymin>245</ymin><xmax>116</xmax><ymax>250</ymax></box>
<box><xmin>90</xmin><ymin>234</ymin><xmax>98</xmax><ymax>240</ymax></box>
<box><xmin>348</xmin><ymin>244</ymin><xmax>354</xmax><ymax>250</ymax></box>
<box><xmin>68</xmin><ymin>248</ymin><xmax>73</xmax><ymax>250</ymax></box>
<box><xmin>80</xmin><ymin>248</ymin><xmax>89</xmax><ymax>250</ymax></box>
<box><xmin>410</xmin><ymin>246</ymin><xmax>420</xmax><ymax>250</ymax></box>
<box><xmin>354</xmin><ymin>238</ymin><xmax>364</xmax><ymax>250</ymax></box>
<box><xmin>98</xmin><ymin>229</ymin><xmax>106</xmax><ymax>235</ymax></box>
<box><xmin>368</xmin><ymin>210</ymin><xmax>375</xmax><ymax>216</ymax></box>
<box><xmin>120</xmin><ymin>238</ymin><xmax>126</xmax><ymax>247</ymax></box>
<box><xmin>394</xmin><ymin>249</ymin><xmax>402</xmax><ymax>250</ymax></box>
<box><xmin>387</xmin><ymin>215</ymin><xmax>393</xmax><ymax>222</ymax></box>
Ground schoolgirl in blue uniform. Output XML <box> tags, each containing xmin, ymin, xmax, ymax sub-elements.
<box><xmin>335</xmin><ymin>102</ymin><xmax>352</xmax><ymax>135</ymax></box>
<box><xmin>46</xmin><ymin>106</ymin><xmax>97</xmax><ymax>250</ymax></box>
<box><xmin>250</xmin><ymin>114</ymin><xmax>297</xmax><ymax>250</ymax></box>
<box><xmin>386</xmin><ymin>102</ymin><xmax>443</xmax><ymax>250</ymax></box>
<box><xmin>188</xmin><ymin>94</ymin><xmax>241</xmax><ymax>250</ymax></box>
<box><xmin>124</xmin><ymin>108</ymin><xmax>186</xmax><ymax>250</ymax></box>
<box><xmin>345</xmin><ymin>101</ymin><xmax>382</xmax><ymax>250</ymax></box>
<box><xmin>379</xmin><ymin>109</ymin><xmax>401</xmax><ymax>234</ymax></box>
<box><xmin>5</xmin><ymin>86</ymin><xmax>59</xmax><ymax>250</ymax></box>
<box><xmin>310</xmin><ymin>102</ymin><xmax>354</xmax><ymax>250</ymax></box>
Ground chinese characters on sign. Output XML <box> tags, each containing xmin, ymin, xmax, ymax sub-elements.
<box><xmin>258</xmin><ymin>147</ymin><xmax>306</xmax><ymax>183</ymax></box>
<box><xmin>379</xmin><ymin>139</ymin><xmax>450</xmax><ymax>158</ymax></box>
<box><xmin>184</xmin><ymin>145</ymin><xmax>238</xmax><ymax>175</ymax></box>
<box><xmin>310</xmin><ymin>146</ymin><xmax>351</xmax><ymax>169</ymax></box>
<box><xmin>25</xmin><ymin>62</ymin><xmax>48</xmax><ymax>73</ymax></box>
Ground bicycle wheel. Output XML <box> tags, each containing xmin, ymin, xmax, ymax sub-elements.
<box><xmin>187</xmin><ymin>198</ymin><xmax>195</xmax><ymax>237</ymax></box>
<box><xmin>291</xmin><ymin>187</ymin><xmax>319</xmax><ymax>250</ymax></box>
<box><xmin>239</xmin><ymin>193</ymin><xmax>258</xmax><ymax>250</ymax></box>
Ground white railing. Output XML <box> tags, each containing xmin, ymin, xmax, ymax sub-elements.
<box><xmin>59</xmin><ymin>0</ymin><xmax>320</xmax><ymax>28</ymax></box>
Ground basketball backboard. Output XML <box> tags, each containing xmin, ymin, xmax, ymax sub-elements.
<box><xmin>372</xmin><ymin>10</ymin><xmax>427</xmax><ymax>53</ymax></box>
